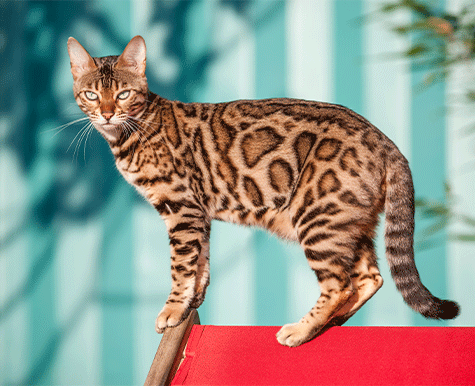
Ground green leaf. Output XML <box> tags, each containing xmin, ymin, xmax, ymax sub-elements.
<box><xmin>403</xmin><ymin>0</ymin><xmax>431</xmax><ymax>17</ymax></box>
<box><xmin>420</xmin><ymin>218</ymin><xmax>448</xmax><ymax>238</ymax></box>
<box><xmin>467</xmin><ymin>91</ymin><xmax>475</xmax><ymax>102</ymax></box>
<box><xmin>406</xmin><ymin>44</ymin><xmax>429</xmax><ymax>57</ymax></box>
<box><xmin>451</xmin><ymin>234</ymin><xmax>475</xmax><ymax>242</ymax></box>
<box><xmin>460</xmin><ymin>214</ymin><xmax>475</xmax><ymax>227</ymax></box>
<box><xmin>381</xmin><ymin>3</ymin><xmax>403</xmax><ymax>13</ymax></box>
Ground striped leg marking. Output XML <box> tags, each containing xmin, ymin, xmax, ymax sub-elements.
<box><xmin>276</xmin><ymin>229</ymin><xmax>357</xmax><ymax>347</ymax></box>
<box><xmin>156</xmin><ymin>207</ymin><xmax>210</xmax><ymax>333</ymax></box>
<box><xmin>329</xmin><ymin>236</ymin><xmax>383</xmax><ymax>326</ymax></box>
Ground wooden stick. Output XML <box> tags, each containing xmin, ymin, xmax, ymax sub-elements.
<box><xmin>144</xmin><ymin>310</ymin><xmax>200</xmax><ymax>386</ymax></box>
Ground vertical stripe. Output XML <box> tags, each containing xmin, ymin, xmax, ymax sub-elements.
<box><xmin>54</xmin><ymin>220</ymin><xmax>102</xmax><ymax>385</ymax></box>
<box><xmin>446</xmin><ymin>0</ymin><xmax>475</xmax><ymax>327</ymax></box>
<box><xmin>208</xmin><ymin>223</ymin><xmax>255</xmax><ymax>325</ymax></box>
<box><xmin>252</xmin><ymin>0</ymin><xmax>286</xmax><ymax>99</ymax></box>
<box><xmin>410</xmin><ymin>0</ymin><xmax>448</xmax><ymax>326</ymax></box>
<box><xmin>28</xmin><ymin>198</ymin><xmax>57</xmax><ymax>385</ymax></box>
<box><xmin>26</xmin><ymin>3</ymin><xmax>60</xmax><ymax>379</ymax></box>
<box><xmin>185</xmin><ymin>0</ymin><xmax>218</xmax><ymax>63</ymax></box>
<box><xmin>364</xmin><ymin>0</ymin><xmax>413</xmax><ymax>326</ymax></box>
<box><xmin>0</xmin><ymin>7</ymin><xmax>29</xmax><ymax>377</ymax></box>
<box><xmin>100</xmin><ymin>183</ymin><xmax>135</xmax><ymax>386</ymax></box>
<box><xmin>132</xmin><ymin>205</ymin><xmax>169</xmax><ymax>386</ymax></box>
<box><xmin>206</xmin><ymin>1</ymin><xmax>256</xmax><ymax>102</ymax></box>
<box><xmin>0</xmin><ymin>5</ymin><xmax>30</xmax><ymax>384</ymax></box>
<box><xmin>185</xmin><ymin>0</ymin><xmax>220</xmax><ymax>103</ymax></box>
<box><xmin>334</xmin><ymin>0</ymin><xmax>364</xmax><ymax>114</ymax></box>
<box><xmin>334</xmin><ymin>0</ymin><xmax>365</xmax><ymax>325</ymax></box>
<box><xmin>286</xmin><ymin>0</ymin><xmax>334</xmax><ymax>102</ymax></box>
<box><xmin>0</xmin><ymin>150</ymin><xmax>30</xmax><ymax>383</ymax></box>
<box><xmin>251</xmin><ymin>0</ymin><xmax>288</xmax><ymax>325</ymax></box>
<box><xmin>364</xmin><ymin>1</ymin><xmax>411</xmax><ymax>156</ymax></box>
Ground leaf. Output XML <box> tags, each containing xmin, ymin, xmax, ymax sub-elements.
<box><xmin>467</xmin><ymin>91</ymin><xmax>475</xmax><ymax>102</ymax></box>
<box><xmin>393</xmin><ymin>20</ymin><xmax>432</xmax><ymax>34</ymax></box>
<box><xmin>393</xmin><ymin>25</ymin><xmax>411</xmax><ymax>34</ymax></box>
<box><xmin>415</xmin><ymin>237</ymin><xmax>444</xmax><ymax>251</ymax></box>
<box><xmin>406</xmin><ymin>44</ymin><xmax>429</xmax><ymax>57</ymax></box>
<box><xmin>450</xmin><ymin>234</ymin><xmax>475</xmax><ymax>242</ymax></box>
<box><xmin>403</xmin><ymin>0</ymin><xmax>431</xmax><ymax>18</ymax></box>
<box><xmin>459</xmin><ymin>214</ymin><xmax>475</xmax><ymax>227</ymax></box>
<box><xmin>420</xmin><ymin>218</ymin><xmax>448</xmax><ymax>238</ymax></box>
<box><xmin>381</xmin><ymin>3</ymin><xmax>404</xmax><ymax>13</ymax></box>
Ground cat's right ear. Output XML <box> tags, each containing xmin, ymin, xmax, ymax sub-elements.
<box><xmin>67</xmin><ymin>37</ymin><xmax>97</xmax><ymax>81</ymax></box>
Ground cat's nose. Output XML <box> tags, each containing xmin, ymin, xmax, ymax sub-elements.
<box><xmin>102</xmin><ymin>112</ymin><xmax>114</xmax><ymax>121</ymax></box>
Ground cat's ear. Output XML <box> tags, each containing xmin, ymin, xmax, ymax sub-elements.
<box><xmin>67</xmin><ymin>37</ymin><xmax>97</xmax><ymax>80</ymax></box>
<box><xmin>116</xmin><ymin>35</ymin><xmax>146</xmax><ymax>76</ymax></box>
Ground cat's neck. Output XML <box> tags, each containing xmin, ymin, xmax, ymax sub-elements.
<box><xmin>108</xmin><ymin>91</ymin><xmax>168</xmax><ymax>148</ymax></box>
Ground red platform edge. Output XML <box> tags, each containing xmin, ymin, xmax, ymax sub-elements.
<box><xmin>171</xmin><ymin>325</ymin><xmax>475</xmax><ymax>386</ymax></box>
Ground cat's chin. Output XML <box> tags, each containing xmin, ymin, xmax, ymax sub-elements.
<box><xmin>101</xmin><ymin>123</ymin><xmax>117</xmax><ymax>131</ymax></box>
<box><xmin>93</xmin><ymin>122</ymin><xmax>121</xmax><ymax>142</ymax></box>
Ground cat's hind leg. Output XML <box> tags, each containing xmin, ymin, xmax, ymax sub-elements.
<box><xmin>276</xmin><ymin>231</ymin><xmax>358</xmax><ymax>347</ymax></box>
<box><xmin>328</xmin><ymin>235</ymin><xmax>383</xmax><ymax>326</ymax></box>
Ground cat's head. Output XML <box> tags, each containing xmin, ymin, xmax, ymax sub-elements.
<box><xmin>67</xmin><ymin>36</ymin><xmax>148</xmax><ymax>141</ymax></box>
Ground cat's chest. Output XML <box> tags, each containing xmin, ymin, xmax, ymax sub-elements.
<box><xmin>113</xmin><ymin>138</ymin><xmax>177</xmax><ymax>196</ymax></box>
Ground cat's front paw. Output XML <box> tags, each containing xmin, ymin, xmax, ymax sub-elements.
<box><xmin>276</xmin><ymin>322</ymin><xmax>317</xmax><ymax>347</ymax></box>
<box><xmin>155</xmin><ymin>304</ymin><xmax>189</xmax><ymax>333</ymax></box>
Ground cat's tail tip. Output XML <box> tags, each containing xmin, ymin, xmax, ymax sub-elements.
<box><xmin>421</xmin><ymin>298</ymin><xmax>460</xmax><ymax>320</ymax></box>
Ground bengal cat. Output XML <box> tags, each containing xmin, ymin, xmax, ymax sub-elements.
<box><xmin>67</xmin><ymin>35</ymin><xmax>459</xmax><ymax>347</ymax></box>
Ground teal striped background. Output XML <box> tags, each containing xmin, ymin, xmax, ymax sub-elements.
<box><xmin>1</xmin><ymin>1</ymin><xmax>474</xmax><ymax>385</ymax></box>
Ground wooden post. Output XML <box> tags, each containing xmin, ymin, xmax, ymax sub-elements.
<box><xmin>144</xmin><ymin>310</ymin><xmax>200</xmax><ymax>386</ymax></box>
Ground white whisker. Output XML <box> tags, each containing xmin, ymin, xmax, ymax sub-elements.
<box><xmin>83</xmin><ymin>123</ymin><xmax>95</xmax><ymax>162</ymax></box>
<box><xmin>67</xmin><ymin>122</ymin><xmax>89</xmax><ymax>154</ymax></box>
<box><xmin>67</xmin><ymin>122</ymin><xmax>94</xmax><ymax>164</ymax></box>
<box><xmin>73</xmin><ymin>122</ymin><xmax>92</xmax><ymax>162</ymax></box>
<box><xmin>44</xmin><ymin>117</ymin><xmax>91</xmax><ymax>137</ymax></box>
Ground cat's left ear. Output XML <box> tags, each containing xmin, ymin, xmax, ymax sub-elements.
<box><xmin>116</xmin><ymin>35</ymin><xmax>146</xmax><ymax>76</ymax></box>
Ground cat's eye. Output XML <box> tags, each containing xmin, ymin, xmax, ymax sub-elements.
<box><xmin>85</xmin><ymin>91</ymin><xmax>98</xmax><ymax>101</ymax></box>
<box><xmin>117</xmin><ymin>90</ymin><xmax>130</xmax><ymax>100</ymax></box>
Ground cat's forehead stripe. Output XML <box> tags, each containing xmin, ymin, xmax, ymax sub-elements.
<box><xmin>92</xmin><ymin>55</ymin><xmax>119</xmax><ymax>89</ymax></box>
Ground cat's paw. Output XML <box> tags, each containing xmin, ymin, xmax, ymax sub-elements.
<box><xmin>155</xmin><ymin>304</ymin><xmax>189</xmax><ymax>333</ymax></box>
<box><xmin>276</xmin><ymin>322</ymin><xmax>317</xmax><ymax>347</ymax></box>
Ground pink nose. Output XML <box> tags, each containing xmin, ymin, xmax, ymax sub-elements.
<box><xmin>102</xmin><ymin>112</ymin><xmax>114</xmax><ymax>120</ymax></box>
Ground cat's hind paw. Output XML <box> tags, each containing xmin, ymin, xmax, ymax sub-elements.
<box><xmin>155</xmin><ymin>304</ymin><xmax>189</xmax><ymax>333</ymax></box>
<box><xmin>276</xmin><ymin>322</ymin><xmax>317</xmax><ymax>347</ymax></box>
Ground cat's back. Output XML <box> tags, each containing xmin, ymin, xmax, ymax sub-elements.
<box><xmin>185</xmin><ymin>97</ymin><xmax>394</xmax><ymax>179</ymax></box>
<box><xmin>170</xmin><ymin>98</ymin><xmax>395</xmax><ymax>237</ymax></box>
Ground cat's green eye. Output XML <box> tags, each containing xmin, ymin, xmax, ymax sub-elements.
<box><xmin>117</xmin><ymin>90</ymin><xmax>130</xmax><ymax>100</ymax></box>
<box><xmin>85</xmin><ymin>91</ymin><xmax>98</xmax><ymax>101</ymax></box>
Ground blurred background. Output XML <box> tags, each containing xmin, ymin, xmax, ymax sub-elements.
<box><xmin>1</xmin><ymin>0</ymin><xmax>475</xmax><ymax>385</ymax></box>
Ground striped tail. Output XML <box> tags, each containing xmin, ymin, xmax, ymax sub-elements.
<box><xmin>384</xmin><ymin>153</ymin><xmax>459</xmax><ymax>319</ymax></box>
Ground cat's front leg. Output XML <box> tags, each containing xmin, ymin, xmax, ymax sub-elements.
<box><xmin>155</xmin><ymin>203</ymin><xmax>210</xmax><ymax>333</ymax></box>
<box><xmin>189</xmin><ymin>240</ymin><xmax>210</xmax><ymax>309</ymax></box>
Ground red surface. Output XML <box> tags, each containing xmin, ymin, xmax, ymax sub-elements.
<box><xmin>171</xmin><ymin>325</ymin><xmax>475</xmax><ymax>386</ymax></box>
